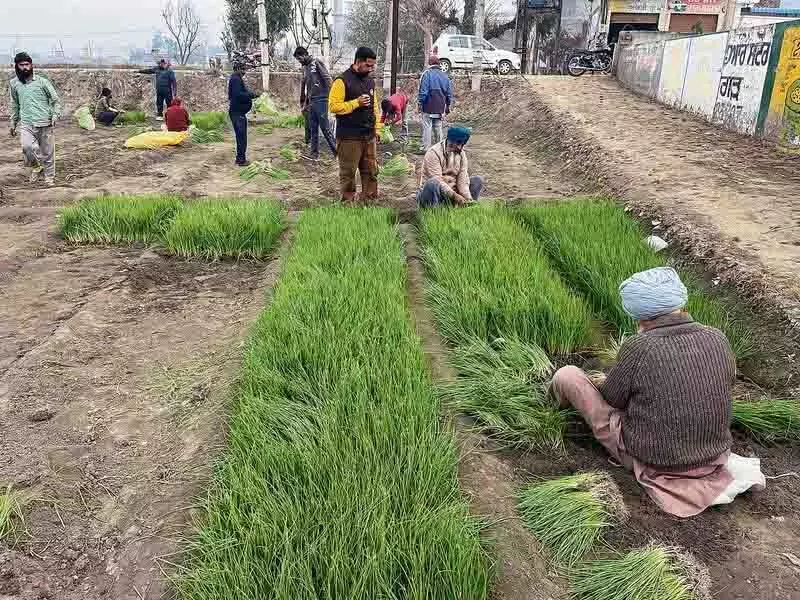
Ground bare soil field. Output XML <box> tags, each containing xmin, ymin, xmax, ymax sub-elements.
<box><xmin>0</xmin><ymin>84</ymin><xmax>798</xmax><ymax>600</ymax></box>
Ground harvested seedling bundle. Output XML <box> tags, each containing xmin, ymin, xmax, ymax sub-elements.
<box><xmin>239</xmin><ymin>160</ymin><xmax>290</xmax><ymax>182</ymax></box>
<box><xmin>0</xmin><ymin>486</ymin><xmax>28</xmax><ymax>543</ymax></box>
<box><xmin>74</xmin><ymin>105</ymin><xmax>96</xmax><ymax>130</ymax></box>
<box><xmin>438</xmin><ymin>337</ymin><xmax>565</xmax><ymax>450</ymax></box>
<box><xmin>732</xmin><ymin>398</ymin><xmax>800</xmax><ymax>442</ymax></box>
<box><xmin>191</xmin><ymin>111</ymin><xmax>227</xmax><ymax>131</ymax></box>
<box><xmin>190</xmin><ymin>126</ymin><xmax>224</xmax><ymax>144</ymax></box>
<box><xmin>117</xmin><ymin>110</ymin><xmax>147</xmax><ymax>125</ymax></box>
<box><xmin>379</xmin><ymin>154</ymin><xmax>413</xmax><ymax>178</ymax></box>
<box><xmin>571</xmin><ymin>544</ymin><xmax>711</xmax><ymax>600</ymax></box>
<box><xmin>279</xmin><ymin>145</ymin><xmax>299</xmax><ymax>162</ymax></box>
<box><xmin>517</xmin><ymin>471</ymin><xmax>628</xmax><ymax>565</ymax></box>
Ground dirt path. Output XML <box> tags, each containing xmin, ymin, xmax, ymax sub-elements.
<box><xmin>521</xmin><ymin>76</ymin><xmax>800</xmax><ymax>331</ymax></box>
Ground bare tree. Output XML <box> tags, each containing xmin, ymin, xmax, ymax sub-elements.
<box><xmin>289</xmin><ymin>0</ymin><xmax>322</xmax><ymax>49</ymax></box>
<box><xmin>403</xmin><ymin>0</ymin><xmax>458</xmax><ymax>63</ymax></box>
<box><xmin>161</xmin><ymin>0</ymin><xmax>203</xmax><ymax>64</ymax></box>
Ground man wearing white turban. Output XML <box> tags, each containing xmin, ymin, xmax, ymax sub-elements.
<box><xmin>549</xmin><ymin>267</ymin><xmax>763</xmax><ymax>517</ymax></box>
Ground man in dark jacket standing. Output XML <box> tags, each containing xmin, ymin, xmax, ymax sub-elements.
<box><xmin>293</xmin><ymin>46</ymin><xmax>336</xmax><ymax>161</ymax></box>
<box><xmin>228</xmin><ymin>62</ymin><xmax>258</xmax><ymax>166</ymax></box>
<box><xmin>418</xmin><ymin>55</ymin><xmax>452</xmax><ymax>149</ymax></box>
<box><xmin>138</xmin><ymin>58</ymin><xmax>176</xmax><ymax>119</ymax></box>
<box><xmin>328</xmin><ymin>47</ymin><xmax>383</xmax><ymax>204</ymax></box>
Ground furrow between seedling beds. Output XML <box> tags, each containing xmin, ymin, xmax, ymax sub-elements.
<box><xmin>175</xmin><ymin>207</ymin><xmax>490</xmax><ymax>599</ymax></box>
<box><xmin>515</xmin><ymin>200</ymin><xmax>753</xmax><ymax>361</ymax></box>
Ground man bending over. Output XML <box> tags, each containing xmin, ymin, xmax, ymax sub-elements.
<box><xmin>417</xmin><ymin>126</ymin><xmax>483</xmax><ymax>208</ymax></box>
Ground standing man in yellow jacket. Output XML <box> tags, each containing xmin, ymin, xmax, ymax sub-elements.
<box><xmin>328</xmin><ymin>46</ymin><xmax>382</xmax><ymax>204</ymax></box>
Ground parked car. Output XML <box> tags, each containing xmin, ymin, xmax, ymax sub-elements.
<box><xmin>432</xmin><ymin>34</ymin><xmax>522</xmax><ymax>75</ymax></box>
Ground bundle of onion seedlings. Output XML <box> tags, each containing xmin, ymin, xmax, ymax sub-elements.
<box><xmin>239</xmin><ymin>160</ymin><xmax>290</xmax><ymax>181</ymax></box>
<box><xmin>571</xmin><ymin>544</ymin><xmax>711</xmax><ymax>600</ymax></box>
<box><xmin>437</xmin><ymin>337</ymin><xmax>567</xmax><ymax>451</ymax></box>
<box><xmin>517</xmin><ymin>471</ymin><xmax>628</xmax><ymax>566</ymax></box>
<box><xmin>731</xmin><ymin>398</ymin><xmax>800</xmax><ymax>442</ymax></box>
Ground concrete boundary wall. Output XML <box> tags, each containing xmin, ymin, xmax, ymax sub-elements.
<box><xmin>616</xmin><ymin>20</ymin><xmax>800</xmax><ymax>144</ymax></box>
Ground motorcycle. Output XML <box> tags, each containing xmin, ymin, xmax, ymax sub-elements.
<box><xmin>566</xmin><ymin>46</ymin><xmax>613</xmax><ymax>77</ymax></box>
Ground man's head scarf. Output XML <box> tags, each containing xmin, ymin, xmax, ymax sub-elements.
<box><xmin>446</xmin><ymin>125</ymin><xmax>471</xmax><ymax>145</ymax></box>
<box><xmin>619</xmin><ymin>267</ymin><xmax>688</xmax><ymax>321</ymax></box>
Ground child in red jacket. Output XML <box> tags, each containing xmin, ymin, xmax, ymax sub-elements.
<box><xmin>165</xmin><ymin>97</ymin><xmax>191</xmax><ymax>132</ymax></box>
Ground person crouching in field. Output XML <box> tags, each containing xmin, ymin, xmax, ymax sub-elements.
<box><xmin>95</xmin><ymin>88</ymin><xmax>122</xmax><ymax>126</ymax></box>
<box><xmin>550</xmin><ymin>267</ymin><xmax>765</xmax><ymax>517</ymax></box>
<box><xmin>380</xmin><ymin>92</ymin><xmax>409</xmax><ymax>142</ymax></box>
<box><xmin>417</xmin><ymin>126</ymin><xmax>483</xmax><ymax>208</ymax></box>
<box><xmin>165</xmin><ymin>98</ymin><xmax>191</xmax><ymax>132</ymax></box>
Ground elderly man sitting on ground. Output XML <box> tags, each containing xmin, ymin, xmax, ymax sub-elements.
<box><xmin>417</xmin><ymin>126</ymin><xmax>483</xmax><ymax>208</ymax></box>
<box><xmin>550</xmin><ymin>267</ymin><xmax>764</xmax><ymax>517</ymax></box>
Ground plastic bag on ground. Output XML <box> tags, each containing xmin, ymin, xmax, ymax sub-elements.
<box><xmin>125</xmin><ymin>130</ymin><xmax>189</xmax><ymax>149</ymax></box>
<box><xmin>74</xmin><ymin>105</ymin><xmax>96</xmax><ymax>131</ymax></box>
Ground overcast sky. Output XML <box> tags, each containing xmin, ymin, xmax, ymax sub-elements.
<box><xmin>0</xmin><ymin>0</ymin><xmax>227</xmax><ymax>56</ymax></box>
<box><xmin>2</xmin><ymin>0</ymin><xmax>799</xmax><ymax>56</ymax></box>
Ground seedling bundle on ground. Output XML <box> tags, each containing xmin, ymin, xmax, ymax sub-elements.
<box><xmin>58</xmin><ymin>195</ymin><xmax>285</xmax><ymax>259</ymax></box>
<box><xmin>116</xmin><ymin>110</ymin><xmax>147</xmax><ymax>125</ymax></box>
<box><xmin>175</xmin><ymin>207</ymin><xmax>490</xmax><ymax>598</ymax></box>
<box><xmin>239</xmin><ymin>160</ymin><xmax>290</xmax><ymax>181</ymax></box>
<box><xmin>517</xmin><ymin>472</ymin><xmax>628</xmax><ymax>566</ymax></box>
<box><xmin>190</xmin><ymin>111</ymin><xmax>227</xmax><ymax>131</ymax></box>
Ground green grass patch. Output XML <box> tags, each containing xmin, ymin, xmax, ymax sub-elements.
<box><xmin>0</xmin><ymin>486</ymin><xmax>29</xmax><ymax>543</ymax></box>
<box><xmin>116</xmin><ymin>110</ymin><xmax>147</xmax><ymax>125</ymax></box>
<box><xmin>419</xmin><ymin>205</ymin><xmax>594</xmax><ymax>354</ymax></box>
<box><xmin>175</xmin><ymin>207</ymin><xmax>491</xmax><ymax>598</ymax></box>
<box><xmin>437</xmin><ymin>337</ymin><xmax>566</xmax><ymax>451</ymax></box>
<box><xmin>571</xmin><ymin>545</ymin><xmax>711</xmax><ymax>600</ymax></box>
<box><xmin>191</xmin><ymin>111</ymin><xmax>227</xmax><ymax>131</ymax></box>
<box><xmin>163</xmin><ymin>199</ymin><xmax>285</xmax><ymax>260</ymax></box>
<box><xmin>732</xmin><ymin>398</ymin><xmax>800</xmax><ymax>442</ymax></box>
<box><xmin>256</xmin><ymin>124</ymin><xmax>275</xmax><ymax>135</ymax></box>
<box><xmin>516</xmin><ymin>200</ymin><xmax>753</xmax><ymax>360</ymax></box>
<box><xmin>58</xmin><ymin>194</ymin><xmax>183</xmax><ymax>244</ymax></box>
<box><xmin>517</xmin><ymin>472</ymin><xmax>628</xmax><ymax>566</ymax></box>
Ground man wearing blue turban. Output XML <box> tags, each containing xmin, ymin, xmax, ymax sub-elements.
<box><xmin>548</xmin><ymin>268</ymin><xmax>763</xmax><ymax>517</ymax></box>
<box><xmin>417</xmin><ymin>125</ymin><xmax>484</xmax><ymax>208</ymax></box>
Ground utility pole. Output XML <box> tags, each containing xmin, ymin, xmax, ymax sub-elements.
<box><xmin>382</xmin><ymin>1</ymin><xmax>394</xmax><ymax>91</ymax></box>
<box><xmin>471</xmin><ymin>0</ymin><xmax>485</xmax><ymax>91</ymax></box>
<box><xmin>390</xmin><ymin>0</ymin><xmax>400</xmax><ymax>94</ymax></box>
<box><xmin>256</xmin><ymin>0</ymin><xmax>270</xmax><ymax>91</ymax></box>
<box><xmin>320</xmin><ymin>0</ymin><xmax>331</xmax><ymax>69</ymax></box>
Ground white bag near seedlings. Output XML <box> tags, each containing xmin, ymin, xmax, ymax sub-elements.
<box><xmin>645</xmin><ymin>235</ymin><xmax>668</xmax><ymax>252</ymax></box>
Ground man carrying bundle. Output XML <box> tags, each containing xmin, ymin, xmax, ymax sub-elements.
<box><xmin>417</xmin><ymin>126</ymin><xmax>483</xmax><ymax>208</ymax></box>
<box><xmin>550</xmin><ymin>267</ymin><xmax>764</xmax><ymax>517</ymax></box>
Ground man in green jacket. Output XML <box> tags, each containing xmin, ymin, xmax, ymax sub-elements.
<box><xmin>9</xmin><ymin>52</ymin><xmax>61</xmax><ymax>185</ymax></box>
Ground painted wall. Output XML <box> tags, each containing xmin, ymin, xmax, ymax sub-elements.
<box><xmin>712</xmin><ymin>25</ymin><xmax>774</xmax><ymax>134</ymax></box>
<box><xmin>682</xmin><ymin>31</ymin><xmax>728</xmax><ymax>118</ymax></box>
<box><xmin>761</xmin><ymin>22</ymin><xmax>800</xmax><ymax>145</ymax></box>
<box><xmin>615</xmin><ymin>20</ymin><xmax>800</xmax><ymax>143</ymax></box>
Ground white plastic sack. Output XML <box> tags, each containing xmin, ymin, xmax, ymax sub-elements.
<box><xmin>645</xmin><ymin>235</ymin><xmax>668</xmax><ymax>252</ymax></box>
<box><xmin>711</xmin><ymin>453</ymin><xmax>766</xmax><ymax>506</ymax></box>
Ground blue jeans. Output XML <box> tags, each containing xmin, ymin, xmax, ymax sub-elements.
<box><xmin>309</xmin><ymin>97</ymin><xmax>336</xmax><ymax>157</ymax></box>
<box><xmin>229</xmin><ymin>112</ymin><xmax>248</xmax><ymax>164</ymax></box>
<box><xmin>157</xmin><ymin>88</ymin><xmax>173</xmax><ymax>117</ymax></box>
<box><xmin>417</xmin><ymin>176</ymin><xmax>484</xmax><ymax>207</ymax></box>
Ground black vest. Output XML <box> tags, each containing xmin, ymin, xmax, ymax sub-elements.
<box><xmin>335</xmin><ymin>68</ymin><xmax>376</xmax><ymax>140</ymax></box>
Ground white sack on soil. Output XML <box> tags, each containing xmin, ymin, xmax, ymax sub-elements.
<box><xmin>711</xmin><ymin>453</ymin><xmax>766</xmax><ymax>506</ymax></box>
<box><xmin>645</xmin><ymin>235</ymin><xmax>669</xmax><ymax>252</ymax></box>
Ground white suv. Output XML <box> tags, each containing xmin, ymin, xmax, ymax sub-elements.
<box><xmin>432</xmin><ymin>33</ymin><xmax>522</xmax><ymax>75</ymax></box>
